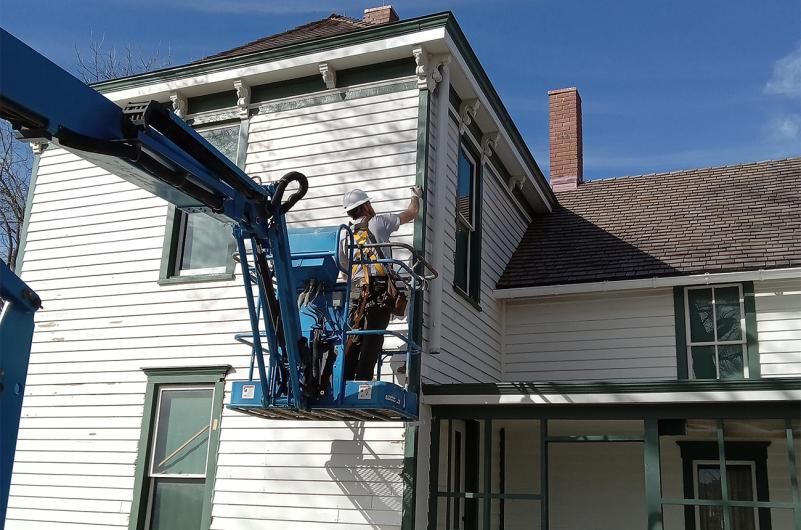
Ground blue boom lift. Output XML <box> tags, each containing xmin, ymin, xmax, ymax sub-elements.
<box><xmin>0</xmin><ymin>29</ymin><xmax>436</xmax><ymax>519</ymax></box>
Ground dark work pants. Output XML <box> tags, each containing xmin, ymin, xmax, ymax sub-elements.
<box><xmin>344</xmin><ymin>284</ymin><xmax>392</xmax><ymax>381</ymax></box>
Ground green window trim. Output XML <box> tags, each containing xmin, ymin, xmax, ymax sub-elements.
<box><xmin>673</xmin><ymin>282</ymin><xmax>760</xmax><ymax>381</ymax></box>
<box><xmin>453</xmin><ymin>135</ymin><xmax>483</xmax><ymax>307</ymax></box>
<box><xmin>158</xmin><ymin>121</ymin><xmax>245</xmax><ymax>285</ymax></box>
<box><xmin>129</xmin><ymin>365</ymin><xmax>230</xmax><ymax>530</ymax></box>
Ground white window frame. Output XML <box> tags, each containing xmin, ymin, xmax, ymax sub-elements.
<box><xmin>693</xmin><ymin>459</ymin><xmax>760</xmax><ymax>530</ymax></box>
<box><xmin>684</xmin><ymin>284</ymin><xmax>749</xmax><ymax>379</ymax></box>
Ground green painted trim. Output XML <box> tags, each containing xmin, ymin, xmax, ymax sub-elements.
<box><xmin>743</xmin><ymin>281</ymin><xmax>761</xmax><ymax>378</ymax></box>
<box><xmin>129</xmin><ymin>365</ymin><xmax>230</xmax><ymax>530</ymax></box>
<box><xmin>540</xmin><ymin>419</ymin><xmax>549</xmax><ymax>530</ymax></box>
<box><xmin>422</xmin><ymin>377</ymin><xmax>801</xmax><ymax>396</ymax></box>
<box><xmin>785</xmin><ymin>419</ymin><xmax>801</xmax><ymax>528</ymax></box>
<box><xmin>453</xmin><ymin>135</ymin><xmax>483</xmax><ymax>306</ymax></box>
<box><xmin>401</xmin><ymin>87</ymin><xmax>431</xmax><ymax>530</ymax></box>
<box><xmin>644</xmin><ymin>419</ymin><xmax>663</xmax><ymax>530</ymax></box>
<box><xmin>92</xmin><ymin>13</ymin><xmax>452</xmax><ymax>93</ymax></box>
<box><xmin>336</xmin><ymin>57</ymin><xmax>416</xmax><ymax>88</ymax></box>
<box><xmin>431</xmin><ymin>401</ymin><xmax>801</xmax><ymax>421</ymax></box>
<box><xmin>255</xmin><ymin>79</ymin><xmax>416</xmax><ymax>115</ymax></box>
<box><xmin>189</xmin><ymin>90</ymin><xmax>237</xmax><ymax>114</ymax></box>
<box><xmin>482</xmin><ymin>419</ymin><xmax>492</xmax><ymax>530</ymax></box>
<box><xmin>13</xmin><ymin>146</ymin><xmax>43</xmax><ymax>275</ymax></box>
<box><xmin>128</xmin><ymin>380</ymin><xmax>157</xmax><ymax>530</ymax></box>
<box><xmin>673</xmin><ymin>286</ymin><xmax>689</xmax><ymax>379</ymax></box>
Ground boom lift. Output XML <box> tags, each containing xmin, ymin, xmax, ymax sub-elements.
<box><xmin>0</xmin><ymin>28</ymin><xmax>436</xmax><ymax>515</ymax></box>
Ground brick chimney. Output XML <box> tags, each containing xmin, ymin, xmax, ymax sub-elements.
<box><xmin>548</xmin><ymin>87</ymin><xmax>583</xmax><ymax>192</ymax></box>
<box><xmin>363</xmin><ymin>5</ymin><xmax>399</xmax><ymax>25</ymax></box>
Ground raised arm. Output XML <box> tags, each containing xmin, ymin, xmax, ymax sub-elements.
<box><xmin>398</xmin><ymin>186</ymin><xmax>422</xmax><ymax>225</ymax></box>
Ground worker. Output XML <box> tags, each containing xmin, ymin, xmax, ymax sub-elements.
<box><xmin>341</xmin><ymin>185</ymin><xmax>422</xmax><ymax>381</ymax></box>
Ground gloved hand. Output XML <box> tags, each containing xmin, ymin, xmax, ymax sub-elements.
<box><xmin>410</xmin><ymin>185</ymin><xmax>423</xmax><ymax>198</ymax></box>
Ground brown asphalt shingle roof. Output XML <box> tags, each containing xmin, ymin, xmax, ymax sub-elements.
<box><xmin>197</xmin><ymin>14</ymin><xmax>374</xmax><ymax>63</ymax></box>
<box><xmin>498</xmin><ymin>157</ymin><xmax>801</xmax><ymax>289</ymax></box>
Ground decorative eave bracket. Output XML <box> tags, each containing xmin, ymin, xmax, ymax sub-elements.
<box><xmin>170</xmin><ymin>92</ymin><xmax>188</xmax><ymax>119</ymax></box>
<box><xmin>480</xmin><ymin>131</ymin><xmax>499</xmax><ymax>164</ymax></box>
<box><xmin>507</xmin><ymin>173</ymin><xmax>526</xmax><ymax>191</ymax></box>
<box><xmin>319</xmin><ymin>63</ymin><xmax>336</xmax><ymax>89</ymax></box>
<box><xmin>233</xmin><ymin>79</ymin><xmax>251</xmax><ymax>118</ymax></box>
<box><xmin>459</xmin><ymin>99</ymin><xmax>480</xmax><ymax>133</ymax></box>
<box><xmin>412</xmin><ymin>45</ymin><xmax>451</xmax><ymax>92</ymax></box>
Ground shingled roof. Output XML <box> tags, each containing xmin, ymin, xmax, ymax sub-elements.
<box><xmin>198</xmin><ymin>14</ymin><xmax>375</xmax><ymax>63</ymax></box>
<box><xmin>498</xmin><ymin>157</ymin><xmax>801</xmax><ymax>289</ymax></box>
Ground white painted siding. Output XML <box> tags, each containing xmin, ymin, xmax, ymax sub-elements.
<box><xmin>503</xmin><ymin>289</ymin><xmax>678</xmax><ymax>381</ymax></box>
<box><xmin>423</xmin><ymin>113</ymin><xmax>529</xmax><ymax>385</ymax></box>
<box><xmin>8</xmin><ymin>79</ymin><xmax>421</xmax><ymax>530</ymax></box>
<box><xmin>755</xmin><ymin>278</ymin><xmax>801</xmax><ymax>377</ymax></box>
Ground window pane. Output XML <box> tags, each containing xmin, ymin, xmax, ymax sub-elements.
<box><xmin>691</xmin><ymin>345</ymin><xmax>717</xmax><ymax>379</ymax></box>
<box><xmin>715</xmin><ymin>286</ymin><xmax>742</xmax><ymax>341</ymax></box>
<box><xmin>151</xmin><ymin>388</ymin><xmax>213</xmax><ymax>475</ymax></box>
<box><xmin>457</xmin><ymin>148</ymin><xmax>474</xmax><ymax>224</ymax></box>
<box><xmin>198</xmin><ymin>125</ymin><xmax>239</xmax><ymax>162</ymax></box>
<box><xmin>180</xmin><ymin>213</ymin><xmax>231</xmax><ymax>271</ymax></box>
<box><xmin>149</xmin><ymin>478</ymin><xmax>204</xmax><ymax>530</ymax></box>
<box><xmin>697</xmin><ymin>464</ymin><xmax>723</xmax><ymax>500</ymax></box>
<box><xmin>688</xmin><ymin>288</ymin><xmax>715</xmax><ymax>342</ymax></box>
<box><xmin>454</xmin><ymin>222</ymin><xmax>470</xmax><ymax>291</ymax></box>
<box><xmin>718</xmin><ymin>345</ymin><xmax>745</xmax><ymax>379</ymax></box>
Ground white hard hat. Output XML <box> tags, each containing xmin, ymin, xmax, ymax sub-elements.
<box><xmin>342</xmin><ymin>189</ymin><xmax>371</xmax><ymax>212</ymax></box>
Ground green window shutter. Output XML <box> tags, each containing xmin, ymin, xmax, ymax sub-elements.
<box><xmin>674</xmin><ymin>287</ymin><xmax>690</xmax><ymax>380</ymax></box>
<box><xmin>743</xmin><ymin>281</ymin><xmax>761</xmax><ymax>379</ymax></box>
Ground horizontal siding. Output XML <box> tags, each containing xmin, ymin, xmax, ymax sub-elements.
<box><xmin>423</xmin><ymin>114</ymin><xmax>529</xmax><ymax>384</ymax></box>
<box><xmin>9</xmin><ymin>80</ymin><xmax>420</xmax><ymax>530</ymax></box>
<box><xmin>755</xmin><ymin>278</ymin><xmax>801</xmax><ymax>377</ymax></box>
<box><xmin>503</xmin><ymin>289</ymin><xmax>678</xmax><ymax>381</ymax></box>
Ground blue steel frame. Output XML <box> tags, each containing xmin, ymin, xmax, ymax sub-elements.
<box><xmin>0</xmin><ymin>260</ymin><xmax>42</xmax><ymax>523</ymax></box>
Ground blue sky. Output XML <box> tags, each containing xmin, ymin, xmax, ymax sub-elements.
<box><xmin>1</xmin><ymin>0</ymin><xmax>799</xmax><ymax>179</ymax></box>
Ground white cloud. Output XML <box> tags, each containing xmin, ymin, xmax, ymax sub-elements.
<box><xmin>766</xmin><ymin>113</ymin><xmax>801</xmax><ymax>143</ymax></box>
<box><xmin>765</xmin><ymin>41</ymin><xmax>801</xmax><ymax>99</ymax></box>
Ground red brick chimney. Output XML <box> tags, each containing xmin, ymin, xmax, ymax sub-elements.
<box><xmin>548</xmin><ymin>87</ymin><xmax>583</xmax><ymax>192</ymax></box>
<box><xmin>363</xmin><ymin>6</ymin><xmax>399</xmax><ymax>25</ymax></box>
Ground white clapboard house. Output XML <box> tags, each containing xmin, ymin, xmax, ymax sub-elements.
<box><xmin>8</xmin><ymin>5</ymin><xmax>801</xmax><ymax>530</ymax></box>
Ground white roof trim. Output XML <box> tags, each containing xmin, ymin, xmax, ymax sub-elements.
<box><xmin>102</xmin><ymin>27</ymin><xmax>446</xmax><ymax>103</ymax></box>
<box><xmin>423</xmin><ymin>389</ymin><xmax>801</xmax><ymax>406</ymax></box>
<box><xmin>494</xmin><ymin>267</ymin><xmax>801</xmax><ymax>299</ymax></box>
<box><xmin>444</xmin><ymin>32</ymin><xmax>552</xmax><ymax>213</ymax></box>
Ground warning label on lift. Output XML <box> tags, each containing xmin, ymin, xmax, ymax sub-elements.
<box><xmin>241</xmin><ymin>384</ymin><xmax>256</xmax><ymax>400</ymax></box>
<box><xmin>357</xmin><ymin>384</ymin><xmax>372</xmax><ymax>400</ymax></box>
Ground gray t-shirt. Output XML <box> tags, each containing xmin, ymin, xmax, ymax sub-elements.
<box><xmin>341</xmin><ymin>213</ymin><xmax>400</xmax><ymax>284</ymax></box>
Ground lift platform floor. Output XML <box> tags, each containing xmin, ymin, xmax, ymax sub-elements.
<box><xmin>228</xmin><ymin>380</ymin><xmax>418</xmax><ymax>421</ymax></box>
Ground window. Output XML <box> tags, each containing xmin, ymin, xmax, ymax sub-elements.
<box><xmin>454</xmin><ymin>142</ymin><xmax>482</xmax><ymax>304</ymax></box>
<box><xmin>160</xmin><ymin>124</ymin><xmax>240</xmax><ymax>282</ymax></box>
<box><xmin>130</xmin><ymin>366</ymin><xmax>229</xmax><ymax>530</ymax></box>
<box><xmin>674</xmin><ymin>283</ymin><xmax>759</xmax><ymax>380</ymax></box>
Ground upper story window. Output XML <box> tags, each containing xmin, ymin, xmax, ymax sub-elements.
<box><xmin>160</xmin><ymin>123</ymin><xmax>239</xmax><ymax>282</ymax></box>
<box><xmin>675</xmin><ymin>283</ymin><xmax>759</xmax><ymax>380</ymax></box>
<box><xmin>454</xmin><ymin>142</ymin><xmax>482</xmax><ymax>304</ymax></box>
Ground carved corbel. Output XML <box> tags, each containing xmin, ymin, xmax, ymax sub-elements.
<box><xmin>30</xmin><ymin>141</ymin><xmax>48</xmax><ymax>155</ymax></box>
<box><xmin>319</xmin><ymin>63</ymin><xmax>336</xmax><ymax>89</ymax></box>
<box><xmin>170</xmin><ymin>92</ymin><xmax>188</xmax><ymax>119</ymax></box>
<box><xmin>507</xmin><ymin>174</ymin><xmax>526</xmax><ymax>190</ymax></box>
<box><xmin>233</xmin><ymin>79</ymin><xmax>250</xmax><ymax>118</ymax></box>
<box><xmin>480</xmin><ymin>132</ymin><xmax>499</xmax><ymax>163</ymax></box>
<box><xmin>459</xmin><ymin>99</ymin><xmax>480</xmax><ymax>133</ymax></box>
<box><xmin>412</xmin><ymin>46</ymin><xmax>451</xmax><ymax>92</ymax></box>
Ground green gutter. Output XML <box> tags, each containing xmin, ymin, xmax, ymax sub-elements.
<box><xmin>422</xmin><ymin>378</ymin><xmax>801</xmax><ymax>396</ymax></box>
<box><xmin>91</xmin><ymin>12</ymin><xmax>452</xmax><ymax>93</ymax></box>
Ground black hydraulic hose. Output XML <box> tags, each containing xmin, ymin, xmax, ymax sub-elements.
<box><xmin>270</xmin><ymin>171</ymin><xmax>309</xmax><ymax>215</ymax></box>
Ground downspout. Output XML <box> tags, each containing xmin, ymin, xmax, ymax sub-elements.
<box><xmin>428</xmin><ymin>60</ymin><xmax>451</xmax><ymax>356</ymax></box>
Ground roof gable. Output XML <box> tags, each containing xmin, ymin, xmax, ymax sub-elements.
<box><xmin>498</xmin><ymin>157</ymin><xmax>801</xmax><ymax>289</ymax></box>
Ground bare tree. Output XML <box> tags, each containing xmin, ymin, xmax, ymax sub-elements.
<box><xmin>75</xmin><ymin>31</ymin><xmax>172</xmax><ymax>83</ymax></box>
<box><xmin>0</xmin><ymin>121</ymin><xmax>32</xmax><ymax>270</ymax></box>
